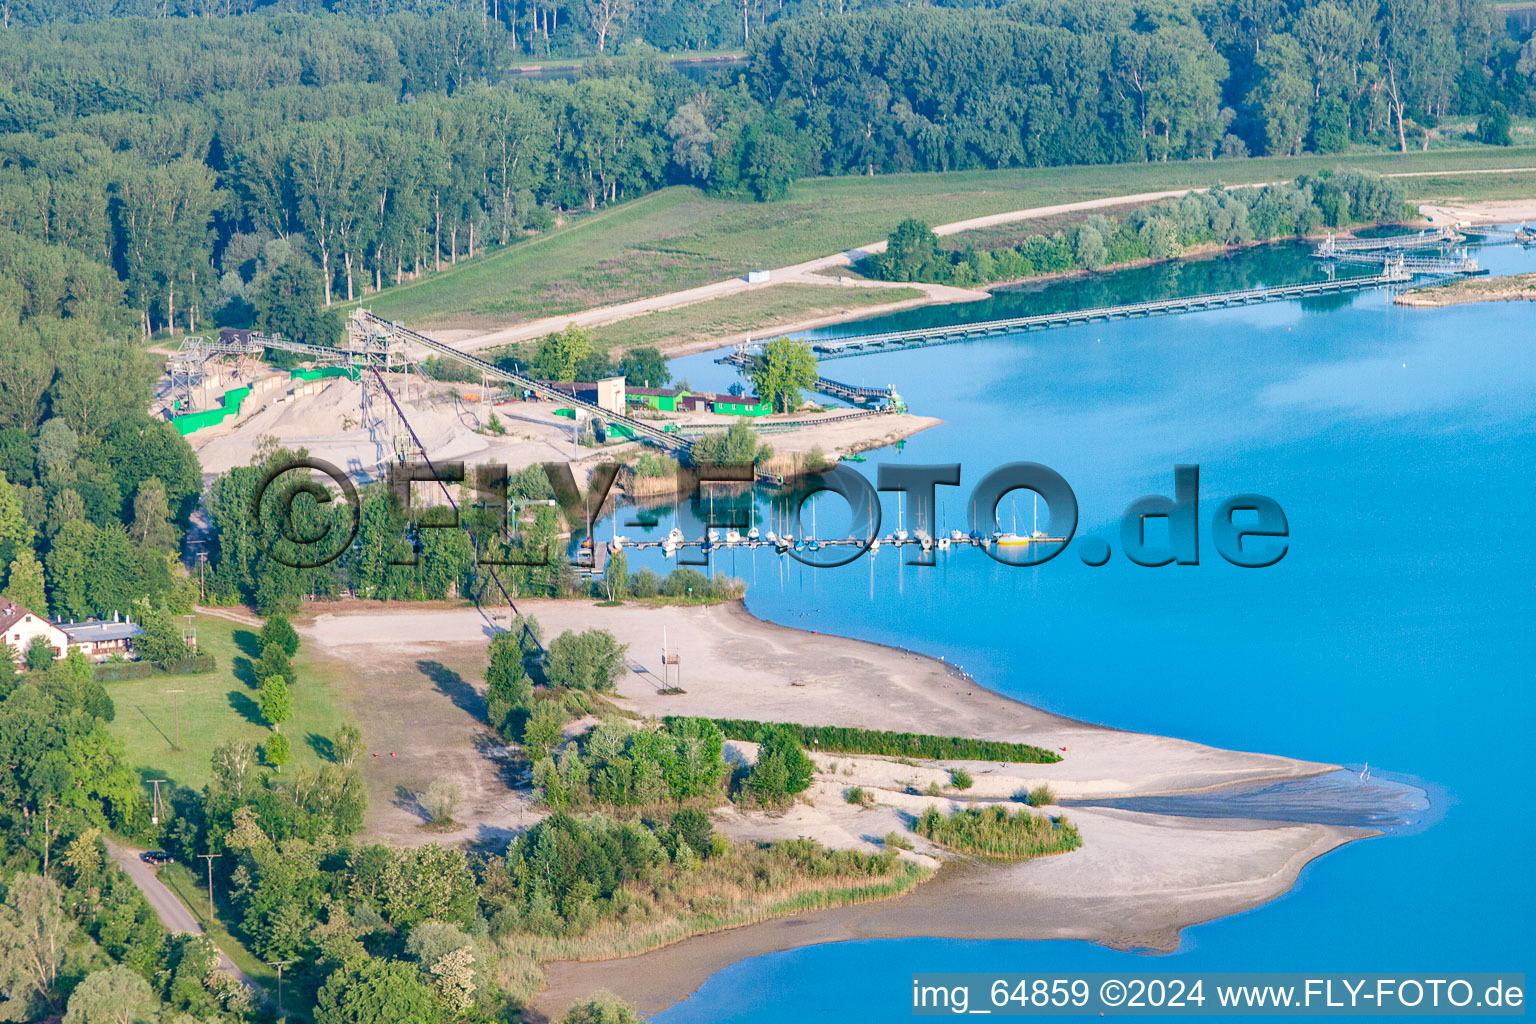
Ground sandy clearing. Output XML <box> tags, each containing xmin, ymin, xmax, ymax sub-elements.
<box><xmin>305</xmin><ymin>600</ymin><xmax>1336</xmax><ymax>803</ymax></box>
<box><xmin>187</xmin><ymin>365</ymin><xmax>940</xmax><ymax>481</ymax></box>
<box><xmin>1417</xmin><ymin>198</ymin><xmax>1536</xmax><ymax>225</ymax></box>
<box><xmin>301</xmin><ymin>600</ymin><xmax>1341</xmax><ymax>847</ymax></box>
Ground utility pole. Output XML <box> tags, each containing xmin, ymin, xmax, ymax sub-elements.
<box><xmin>267</xmin><ymin>960</ymin><xmax>297</xmax><ymax>1016</ymax></box>
<box><xmin>148</xmin><ymin>779</ymin><xmax>167</xmax><ymax>825</ymax></box>
<box><xmin>198</xmin><ymin>853</ymin><xmax>221</xmax><ymax>919</ymax></box>
<box><xmin>164</xmin><ymin>689</ymin><xmax>185</xmax><ymax>751</ymax></box>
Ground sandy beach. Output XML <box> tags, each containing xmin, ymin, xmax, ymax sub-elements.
<box><xmin>299</xmin><ymin>599</ymin><xmax>1376</xmax><ymax>1018</ymax></box>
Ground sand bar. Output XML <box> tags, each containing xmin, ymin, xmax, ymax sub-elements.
<box><xmin>299</xmin><ymin>600</ymin><xmax>1375</xmax><ymax>1019</ymax></box>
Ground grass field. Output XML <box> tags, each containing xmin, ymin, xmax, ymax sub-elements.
<box><xmin>1388</xmin><ymin>167</ymin><xmax>1536</xmax><ymax>202</ymax></box>
<box><xmin>106</xmin><ymin>614</ymin><xmax>348</xmax><ymax>792</ymax></box>
<box><xmin>360</xmin><ymin>146</ymin><xmax>1536</xmax><ymax>330</ymax></box>
<box><xmin>585</xmin><ymin>282</ymin><xmax>926</xmax><ymax>352</ymax></box>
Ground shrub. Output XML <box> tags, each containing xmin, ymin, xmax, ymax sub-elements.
<box><xmin>742</xmin><ymin>727</ymin><xmax>816</xmax><ymax>805</ymax></box>
<box><xmin>25</xmin><ymin>635</ymin><xmax>52</xmax><ymax>671</ymax></box>
<box><xmin>845</xmin><ymin>786</ymin><xmax>875</xmax><ymax>808</ymax></box>
<box><xmin>629</xmin><ymin>569</ymin><xmax>661</xmax><ymax>598</ymax></box>
<box><xmin>883</xmin><ymin>831</ymin><xmax>914</xmax><ymax>851</ymax></box>
<box><xmin>521</xmin><ymin>700</ymin><xmax>568</xmax><ymax>757</ymax></box>
<box><xmin>661</xmin><ymin>567</ymin><xmax>709</xmax><ymax>599</ymax></box>
<box><xmin>687</xmin><ymin>718</ymin><xmax>1060</xmax><ymax>764</ymax></box>
<box><xmin>1024</xmin><ymin>784</ymin><xmax>1056</xmax><ymax>807</ymax></box>
<box><xmin>633</xmin><ymin>452</ymin><xmax>679</xmax><ymax>478</ymax></box>
<box><xmin>544</xmin><ymin>629</ymin><xmax>628</xmax><ymax>691</ymax></box>
<box><xmin>915</xmin><ymin>804</ymin><xmax>1081</xmax><ymax>860</ymax></box>
<box><xmin>689</xmin><ymin>421</ymin><xmax>769</xmax><ymax>466</ymax></box>
<box><xmin>420</xmin><ymin>779</ymin><xmax>462</xmax><ymax>826</ymax></box>
<box><xmin>948</xmin><ymin>768</ymin><xmax>973</xmax><ymax>790</ymax></box>
<box><xmin>670</xmin><ymin>808</ymin><xmax>716</xmax><ymax>857</ymax></box>
<box><xmin>561</xmin><ymin>991</ymin><xmax>644</xmax><ymax>1024</ymax></box>
<box><xmin>1478</xmin><ymin>102</ymin><xmax>1513</xmax><ymax>146</ymax></box>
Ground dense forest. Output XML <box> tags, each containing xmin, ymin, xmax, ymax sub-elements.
<box><xmin>0</xmin><ymin>0</ymin><xmax>1531</xmax><ymax>342</ymax></box>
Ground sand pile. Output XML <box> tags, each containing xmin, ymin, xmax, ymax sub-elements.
<box><xmin>192</xmin><ymin>377</ymin><xmax>492</xmax><ymax>478</ymax></box>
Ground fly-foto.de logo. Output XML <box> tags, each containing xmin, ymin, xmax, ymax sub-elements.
<box><xmin>249</xmin><ymin>458</ymin><xmax>1288</xmax><ymax>571</ymax></box>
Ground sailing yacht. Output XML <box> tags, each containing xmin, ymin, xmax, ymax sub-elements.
<box><xmin>995</xmin><ymin>495</ymin><xmax>1032</xmax><ymax>547</ymax></box>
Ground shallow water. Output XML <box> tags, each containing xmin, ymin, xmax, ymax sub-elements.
<box><xmin>1066</xmin><ymin>768</ymin><xmax>1436</xmax><ymax>832</ymax></box>
<box><xmin>595</xmin><ymin>238</ymin><xmax>1536</xmax><ymax>1020</ymax></box>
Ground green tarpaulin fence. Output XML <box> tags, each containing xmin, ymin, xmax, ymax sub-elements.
<box><xmin>169</xmin><ymin>365</ymin><xmax>358</xmax><ymax>436</ymax></box>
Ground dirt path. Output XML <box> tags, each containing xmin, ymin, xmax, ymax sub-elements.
<box><xmin>106</xmin><ymin>840</ymin><xmax>258</xmax><ymax>991</ymax></box>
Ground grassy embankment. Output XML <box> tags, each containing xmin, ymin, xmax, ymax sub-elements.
<box><xmin>105</xmin><ymin>614</ymin><xmax>346</xmax><ymax>792</ymax></box>
<box><xmin>497</xmin><ymin>844</ymin><xmax>929</xmax><ymax>1004</ymax></box>
<box><xmin>359</xmin><ymin>147</ymin><xmax>1536</xmax><ymax>337</ymax></box>
<box><xmin>585</xmin><ymin>282</ymin><xmax>926</xmax><ymax>351</ymax></box>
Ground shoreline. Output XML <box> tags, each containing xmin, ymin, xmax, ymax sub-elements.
<box><xmin>298</xmin><ymin>599</ymin><xmax>1381</xmax><ymax>1018</ymax></box>
<box><xmin>532</xmin><ymin>815</ymin><xmax>1368</xmax><ymax>1021</ymax></box>
<box><xmin>1394</xmin><ymin>270</ymin><xmax>1536</xmax><ymax>307</ymax></box>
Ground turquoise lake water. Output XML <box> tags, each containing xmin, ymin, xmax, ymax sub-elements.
<box><xmin>602</xmin><ymin>239</ymin><xmax>1536</xmax><ymax>1020</ymax></box>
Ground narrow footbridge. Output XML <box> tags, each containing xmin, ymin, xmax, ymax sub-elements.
<box><xmin>1316</xmin><ymin>227</ymin><xmax>1462</xmax><ymax>254</ymax></box>
<box><xmin>807</xmin><ymin>271</ymin><xmax>1407</xmax><ymax>359</ymax></box>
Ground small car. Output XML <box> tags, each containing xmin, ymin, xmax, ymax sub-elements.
<box><xmin>139</xmin><ymin>851</ymin><xmax>173</xmax><ymax>865</ymax></box>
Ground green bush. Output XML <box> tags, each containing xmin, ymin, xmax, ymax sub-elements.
<box><xmin>742</xmin><ymin>727</ymin><xmax>816</xmax><ymax>805</ymax></box>
<box><xmin>629</xmin><ymin>569</ymin><xmax>661</xmax><ymax>598</ymax></box>
<box><xmin>93</xmin><ymin>654</ymin><xmax>215</xmax><ymax>681</ymax></box>
<box><xmin>689</xmin><ymin>718</ymin><xmax>1060</xmax><ymax>764</ymax></box>
<box><xmin>670</xmin><ymin>808</ymin><xmax>716</xmax><ymax>857</ymax></box>
<box><xmin>948</xmin><ymin>768</ymin><xmax>973</xmax><ymax>790</ymax></box>
<box><xmin>689</xmin><ymin>421</ymin><xmax>769</xmax><ymax>467</ymax></box>
<box><xmin>1023</xmin><ymin>784</ymin><xmax>1056</xmax><ymax>807</ymax></box>
<box><xmin>632</xmin><ymin>452</ymin><xmax>679</xmax><ymax>478</ymax></box>
<box><xmin>915</xmin><ymin>804</ymin><xmax>1081</xmax><ymax>861</ymax></box>
<box><xmin>543</xmin><ymin>629</ymin><xmax>628</xmax><ymax>692</ymax></box>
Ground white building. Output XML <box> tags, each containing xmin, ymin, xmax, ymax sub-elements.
<box><xmin>0</xmin><ymin>601</ymin><xmax>69</xmax><ymax>664</ymax></box>
<box><xmin>59</xmin><ymin>614</ymin><xmax>145</xmax><ymax>662</ymax></box>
